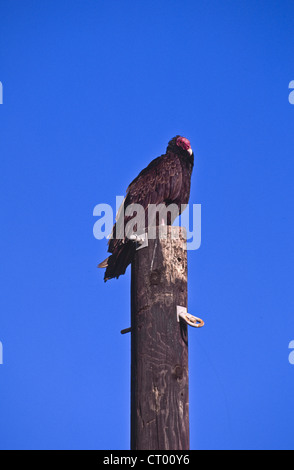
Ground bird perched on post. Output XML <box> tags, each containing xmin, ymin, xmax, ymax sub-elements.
<box><xmin>98</xmin><ymin>135</ymin><xmax>194</xmax><ymax>281</ymax></box>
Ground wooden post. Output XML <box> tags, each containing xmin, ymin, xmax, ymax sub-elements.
<box><xmin>130</xmin><ymin>226</ymin><xmax>189</xmax><ymax>450</ymax></box>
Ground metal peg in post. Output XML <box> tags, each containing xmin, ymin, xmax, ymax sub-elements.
<box><xmin>129</xmin><ymin>232</ymin><xmax>148</xmax><ymax>250</ymax></box>
<box><xmin>177</xmin><ymin>306</ymin><xmax>204</xmax><ymax>328</ymax></box>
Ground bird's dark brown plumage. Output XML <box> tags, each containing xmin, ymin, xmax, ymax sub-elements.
<box><xmin>98</xmin><ymin>136</ymin><xmax>194</xmax><ymax>281</ymax></box>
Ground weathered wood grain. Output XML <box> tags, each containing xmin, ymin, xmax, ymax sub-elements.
<box><xmin>131</xmin><ymin>226</ymin><xmax>189</xmax><ymax>450</ymax></box>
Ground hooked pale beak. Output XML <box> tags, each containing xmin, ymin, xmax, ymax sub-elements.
<box><xmin>188</xmin><ymin>148</ymin><xmax>193</xmax><ymax>156</ymax></box>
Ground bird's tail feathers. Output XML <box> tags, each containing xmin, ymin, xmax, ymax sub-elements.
<box><xmin>98</xmin><ymin>242</ymin><xmax>137</xmax><ymax>281</ymax></box>
<box><xmin>97</xmin><ymin>257</ymin><xmax>109</xmax><ymax>268</ymax></box>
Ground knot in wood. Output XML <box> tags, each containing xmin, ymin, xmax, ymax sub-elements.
<box><xmin>149</xmin><ymin>270</ymin><xmax>161</xmax><ymax>285</ymax></box>
<box><xmin>172</xmin><ymin>364</ymin><xmax>184</xmax><ymax>381</ymax></box>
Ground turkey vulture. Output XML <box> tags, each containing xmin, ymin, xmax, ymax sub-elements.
<box><xmin>98</xmin><ymin>135</ymin><xmax>194</xmax><ymax>281</ymax></box>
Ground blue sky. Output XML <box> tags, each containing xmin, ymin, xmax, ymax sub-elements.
<box><xmin>1</xmin><ymin>0</ymin><xmax>294</xmax><ymax>450</ymax></box>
